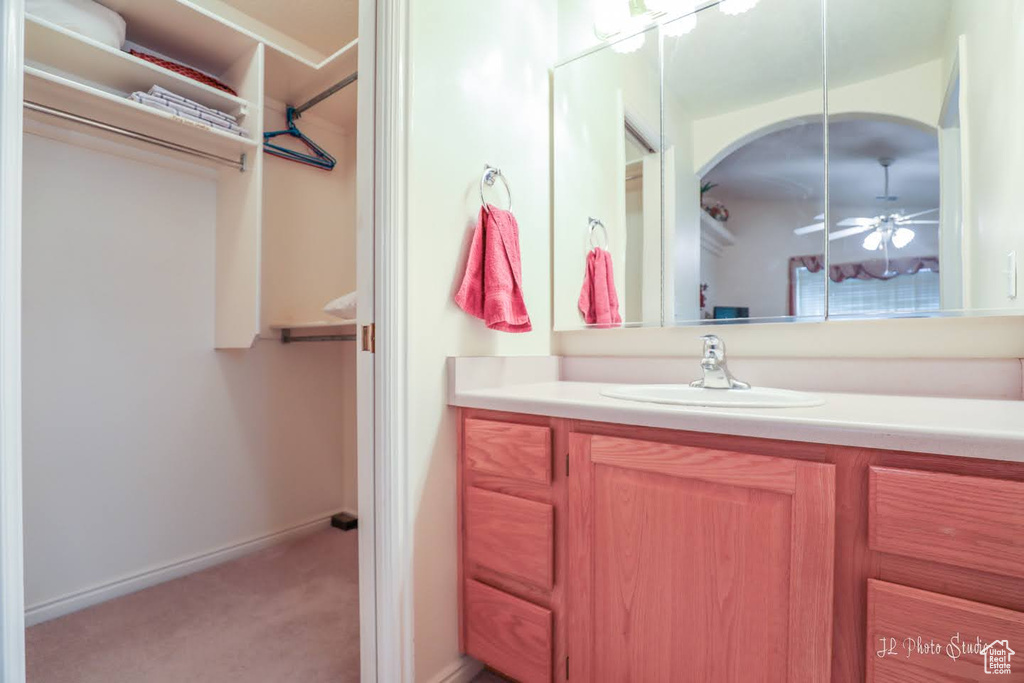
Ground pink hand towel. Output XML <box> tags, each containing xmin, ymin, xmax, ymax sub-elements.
<box><xmin>578</xmin><ymin>247</ymin><xmax>622</xmax><ymax>327</ymax></box>
<box><xmin>454</xmin><ymin>205</ymin><xmax>532</xmax><ymax>333</ymax></box>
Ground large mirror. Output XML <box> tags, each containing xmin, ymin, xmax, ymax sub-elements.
<box><xmin>552</xmin><ymin>0</ymin><xmax>1024</xmax><ymax>330</ymax></box>
<box><xmin>553</xmin><ymin>24</ymin><xmax>663</xmax><ymax>330</ymax></box>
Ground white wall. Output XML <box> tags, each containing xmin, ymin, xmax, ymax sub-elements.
<box><xmin>22</xmin><ymin>133</ymin><xmax>352</xmax><ymax>615</ymax></box>
<box><xmin>261</xmin><ymin>105</ymin><xmax>357</xmax><ymax>334</ymax></box>
<box><xmin>261</xmin><ymin>105</ymin><xmax>358</xmax><ymax>511</ymax></box>
<box><xmin>404</xmin><ymin>1</ymin><xmax>555</xmax><ymax>680</ymax></box>
<box><xmin>947</xmin><ymin>0</ymin><xmax>1024</xmax><ymax>311</ymax></box>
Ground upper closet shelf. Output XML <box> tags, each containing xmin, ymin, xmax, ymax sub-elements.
<box><xmin>25</xmin><ymin>16</ymin><xmax>251</xmax><ymax>119</ymax></box>
<box><xmin>24</xmin><ymin>66</ymin><xmax>257</xmax><ymax>166</ymax></box>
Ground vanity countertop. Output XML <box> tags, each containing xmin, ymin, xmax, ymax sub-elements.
<box><xmin>450</xmin><ymin>380</ymin><xmax>1024</xmax><ymax>463</ymax></box>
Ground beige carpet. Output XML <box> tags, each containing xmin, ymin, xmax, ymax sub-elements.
<box><xmin>27</xmin><ymin>528</ymin><xmax>360</xmax><ymax>683</ymax></box>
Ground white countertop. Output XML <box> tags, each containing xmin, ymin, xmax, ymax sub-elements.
<box><xmin>450</xmin><ymin>380</ymin><xmax>1024</xmax><ymax>463</ymax></box>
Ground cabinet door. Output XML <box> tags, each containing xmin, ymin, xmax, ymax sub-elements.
<box><xmin>568</xmin><ymin>434</ymin><xmax>835</xmax><ymax>683</ymax></box>
<box><xmin>867</xmin><ymin>580</ymin><xmax>1024</xmax><ymax>682</ymax></box>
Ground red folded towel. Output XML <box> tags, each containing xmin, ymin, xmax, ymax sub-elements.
<box><xmin>578</xmin><ymin>247</ymin><xmax>622</xmax><ymax>327</ymax></box>
<box><xmin>455</xmin><ymin>205</ymin><xmax>532</xmax><ymax>333</ymax></box>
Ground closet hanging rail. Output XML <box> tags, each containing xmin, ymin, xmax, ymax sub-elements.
<box><xmin>23</xmin><ymin>101</ymin><xmax>247</xmax><ymax>171</ymax></box>
<box><xmin>293</xmin><ymin>71</ymin><xmax>358</xmax><ymax>118</ymax></box>
<box><xmin>280</xmin><ymin>329</ymin><xmax>357</xmax><ymax>344</ymax></box>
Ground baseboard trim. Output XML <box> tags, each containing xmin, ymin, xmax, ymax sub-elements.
<box><xmin>429</xmin><ymin>657</ymin><xmax>484</xmax><ymax>683</ymax></box>
<box><xmin>25</xmin><ymin>512</ymin><xmax>339</xmax><ymax>626</ymax></box>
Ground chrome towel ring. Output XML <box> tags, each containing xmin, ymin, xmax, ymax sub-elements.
<box><xmin>480</xmin><ymin>165</ymin><xmax>512</xmax><ymax>213</ymax></box>
<box><xmin>589</xmin><ymin>217</ymin><xmax>609</xmax><ymax>249</ymax></box>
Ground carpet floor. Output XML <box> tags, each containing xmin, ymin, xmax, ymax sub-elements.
<box><xmin>26</xmin><ymin>528</ymin><xmax>360</xmax><ymax>683</ymax></box>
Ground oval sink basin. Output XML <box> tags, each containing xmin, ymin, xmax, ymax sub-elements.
<box><xmin>600</xmin><ymin>384</ymin><xmax>825</xmax><ymax>409</ymax></box>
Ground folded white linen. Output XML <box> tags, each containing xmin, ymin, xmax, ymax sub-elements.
<box><xmin>323</xmin><ymin>291</ymin><xmax>357</xmax><ymax>320</ymax></box>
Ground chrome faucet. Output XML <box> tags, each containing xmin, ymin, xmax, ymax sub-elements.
<box><xmin>690</xmin><ymin>335</ymin><xmax>750</xmax><ymax>390</ymax></box>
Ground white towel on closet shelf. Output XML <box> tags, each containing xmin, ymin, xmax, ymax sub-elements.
<box><xmin>129</xmin><ymin>88</ymin><xmax>249</xmax><ymax>137</ymax></box>
<box><xmin>129</xmin><ymin>92</ymin><xmax>177</xmax><ymax>115</ymax></box>
<box><xmin>323</xmin><ymin>292</ymin><xmax>357</xmax><ymax>320</ymax></box>
<box><xmin>149</xmin><ymin>86</ymin><xmax>239</xmax><ymax>124</ymax></box>
<box><xmin>28</xmin><ymin>0</ymin><xmax>126</xmax><ymax>49</ymax></box>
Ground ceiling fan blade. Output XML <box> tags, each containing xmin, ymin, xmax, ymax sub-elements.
<box><xmin>901</xmin><ymin>208</ymin><xmax>939</xmax><ymax>220</ymax></box>
<box><xmin>828</xmin><ymin>225</ymin><xmax>875</xmax><ymax>241</ymax></box>
<box><xmin>837</xmin><ymin>217</ymin><xmax>876</xmax><ymax>227</ymax></box>
<box><xmin>897</xmin><ymin>220</ymin><xmax>939</xmax><ymax>225</ymax></box>
<box><xmin>794</xmin><ymin>222</ymin><xmax>825</xmax><ymax>236</ymax></box>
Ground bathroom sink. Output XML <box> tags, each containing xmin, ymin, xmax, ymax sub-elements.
<box><xmin>600</xmin><ymin>384</ymin><xmax>825</xmax><ymax>409</ymax></box>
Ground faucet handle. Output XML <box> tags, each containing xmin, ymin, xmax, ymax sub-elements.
<box><xmin>699</xmin><ymin>334</ymin><xmax>726</xmax><ymax>362</ymax></box>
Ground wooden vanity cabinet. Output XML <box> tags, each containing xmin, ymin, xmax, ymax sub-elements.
<box><xmin>458</xmin><ymin>409</ymin><xmax>1024</xmax><ymax>682</ymax></box>
<box><xmin>568</xmin><ymin>434</ymin><xmax>835</xmax><ymax>682</ymax></box>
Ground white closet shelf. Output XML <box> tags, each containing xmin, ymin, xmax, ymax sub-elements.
<box><xmin>26</xmin><ymin>16</ymin><xmax>251</xmax><ymax>119</ymax></box>
<box><xmin>24</xmin><ymin>66</ymin><xmax>257</xmax><ymax>163</ymax></box>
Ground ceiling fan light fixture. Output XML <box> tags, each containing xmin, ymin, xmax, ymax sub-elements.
<box><xmin>892</xmin><ymin>227</ymin><xmax>916</xmax><ymax>249</ymax></box>
<box><xmin>862</xmin><ymin>231</ymin><xmax>883</xmax><ymax>251</ymax></box>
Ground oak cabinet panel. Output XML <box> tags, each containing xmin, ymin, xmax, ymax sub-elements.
<box><xmin>465</xmin><ymin>579</ymin><xmax>553</xmax><ymax>683</ymax></box>
<box><xmin>867</xmin><ymin>580</ymin><xmax>1024</xmax><ymax>682</ymax></box>
<box><xmin>465</xmin><ymin>418</ymin><xmax>552</xmax><ymax>484</ymax></box>
<box><xmin>568</xmin><ymin>435</ymin><xmax>835</xmax><ymax>683</ymax></box>
<box><xmin>465</xmin><ymin>486</ymin><xmax>554</xmax><ymax>591</ymax></box>
<box><xmin>869</xmin><ymin>466</ymin><xmax>1024</xmax><ymax>579</ymax></box>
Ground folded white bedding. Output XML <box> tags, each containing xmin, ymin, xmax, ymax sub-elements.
<box><xmin>323</xmin><ymin>291</ymin><xmax>357</xmax><ymax>320</ymax></box>
<box><xmin>28</xmin><ymin>0</ymin><xmax>126</xmax><ymax>49</ymax></box>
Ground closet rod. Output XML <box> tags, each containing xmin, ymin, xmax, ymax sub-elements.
<box><xmin>293</xmin><ymin>71</ymin><xmax>358</xmax><ymax>117</ymax></box>
<box><xmin>24</xmin><ymin>102</ymin><xmax>247</xmax><ymax>171</ymax></box>
<box><xmin>280</xmin><ymin>329</ymin><xmax>357</xmax><ymax>344</ymax></box>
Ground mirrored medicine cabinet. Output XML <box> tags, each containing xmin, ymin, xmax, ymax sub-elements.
<box><xmin>553</xmin><ymin>0</ymin><xmax>1024</xmax><ymax>331</ymax></box>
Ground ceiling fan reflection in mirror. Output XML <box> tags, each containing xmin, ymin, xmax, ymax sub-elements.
<box><xmin>793</xmin><ymin>158</ymin><xmax>939</xmax><ymax>251</ymax></box>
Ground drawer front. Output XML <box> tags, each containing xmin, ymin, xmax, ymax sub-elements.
<box><xmin>867</xmin><ymin>580</ymin><xmax>1024</xmax><ymax>682</ymax></box>
<box><xmin>465</xmin><ymin>487</ymin><xmax>554</xmax><ymax>590</ymax></box>
<box><xmin>465</xmin><ymin>580</ymin><xmax>552</xmax><ymax>683</ymax></box>
<box><xmin>465</xmin><ymin>418</ymin><xmax>552</xmax><ymax>484</ymax></box>
<box><xmin>869</xmin><ymin>467</ymin><xmax>1024</xmax><ymax>579</ymax></box>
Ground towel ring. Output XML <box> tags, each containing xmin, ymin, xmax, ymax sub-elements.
<box><xmin>589</xmin><ymin>217</ymin><xmax>609</xmax><ymax>249</ymax></box>
<box><xmin>480</xmin><ymin>165</ymin><xmax>512</xmax><ymax>213</ymax></box>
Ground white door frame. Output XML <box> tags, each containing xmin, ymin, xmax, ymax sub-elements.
<box><xmin>366</xmin><ymin>0</ymin><xmax>413</xmax><ymax>679</ymax></box>
<box><xmin>0</xmin><ymin>0</ymin><xmax>25</xmax><ymax>681</ymax></box>
<box><xmin>356</xmin><ymin>0</ymin><xmax>378</xmax><ymax>681</ymax></box>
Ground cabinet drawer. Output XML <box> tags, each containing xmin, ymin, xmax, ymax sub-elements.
<box><xmin>867</xmin><ymin>580</ymin><xmax>1024</xmax><ymax>681</ymax></box>
<box><xmin>869</xmin><ymin>467</ymin><xmax>1024</xmax><ymax>579</ymax></box>
<box><xmin>465</xmin><ymin>418</ymin><xmax>552</xmax><ymax>484</ymax></box>
<box><xmin>465</xmin><ymin>487</ymin><xmax>554</xmax><ymax>590</ymax></box>
<box><xmin>465</xmin><ymin>580</ymin><xmax>552</xmax><ymax>683</ymax></box>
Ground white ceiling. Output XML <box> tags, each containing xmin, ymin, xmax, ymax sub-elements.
<box><xmin>218</xmin><ymin>0</ymin><xmax>358</xmax><ymax>58</ymax></box>
<box><xmin>664</xmin><ymin>0</ymin><xmax>954</xmax><ymax>118</ymax></box>
<box><xmin>705</xmin><ymin>118</ymin><xmax>940</xmax><ymax>209</ymax></box>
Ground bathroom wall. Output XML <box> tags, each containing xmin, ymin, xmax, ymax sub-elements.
<box><xmin>21</xmin><ymin>131</ymin><xmax>353</xmax><ymax>621</ymax></box>
<box><xmin>947</xmin><ymin>0</ymin><xmax>1024</xmax><ymax>312</ymax></box>
<box><xmin>404</xmin><ymin>0</ymin><xmax>556</xmax><ymax>679</ymax></box>
<box><xmin>261</xmin><ymin>104</ymin><xmax>358</xmax><ymax>510</ymax></box>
